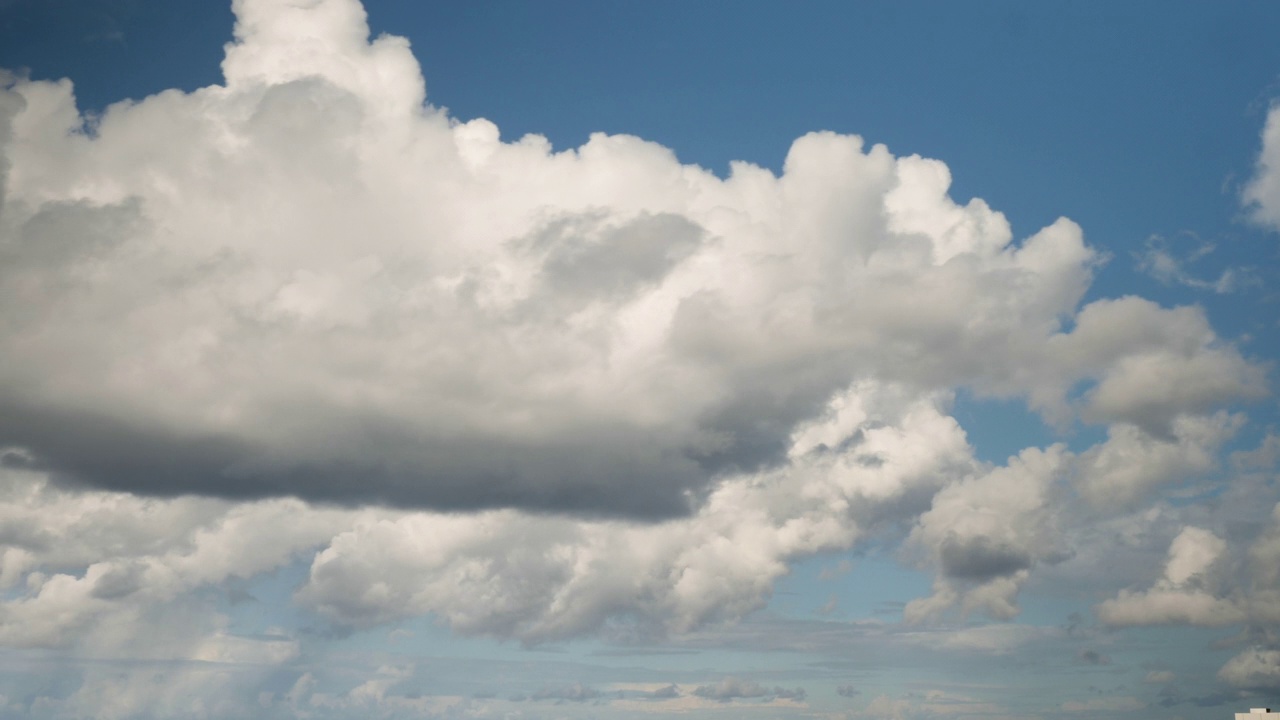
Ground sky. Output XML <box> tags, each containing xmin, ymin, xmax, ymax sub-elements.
<box><xmin>1</xmin><ymin>1</ymin><xmax>1280</xmax><ymax>718</ymax></box>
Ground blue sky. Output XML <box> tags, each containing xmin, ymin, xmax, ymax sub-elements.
<box><xmin>1</xmin><ymin>1</ymin><xmax>1279</xmax><ymax>719</ymax></box>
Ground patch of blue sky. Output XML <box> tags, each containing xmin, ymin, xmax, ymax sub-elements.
<box><xmin>770</xmin><ymin>550</ymin><xmax>930</xmax><ymax>621</ymax></box>
<box><xmin>950</xmin><ymin>388</ymin><xmax>1060</xmax><ymax>463</ymax></box>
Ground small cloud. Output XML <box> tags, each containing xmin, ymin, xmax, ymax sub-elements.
<box><xmin>837</xmin><ymin>684</ymin><xmax>860</xmax><ymax>698</ymax></box>
<box><xmin>647</xmin><ymin>684</ymin><xmax>680</xmax><ymax>699</ymax></box>
<box><xmin>692</xmin><ymin>678</ymin><xmax>806</xmax><ymax>703</ymax></box>
<box><xmin>1078</xmin><ymin>648</ymin><xmax>1111</xmax><ymax>666</ymax></box>
<box><xmin>694</xmin><ymin>678</ymin><xmax>768</xmax><ymax>702</ymax></box>
<box><xmin>1144</xmin><ymin>670</ymin><xmax>1175</xmax><ymax>684</ymax></box>
<box><xmin>1134</xmin><ymin>233</ymin><xmax>1250</xmax><ymax>294</ymax></box>
<box><xmin>774</xmin><ymin>686</ymin><xmax>807</xmax><ymax>701</ymax></box>
<box><xmin>530</xmin><ymin>683</ymin><xmax>602</xmax><ymax>703</ymax></box>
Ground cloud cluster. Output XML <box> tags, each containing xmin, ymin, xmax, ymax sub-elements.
<box><xmin>296</xmin><ymin>383</ymin><xmax>975</xmax><ymax>641</ymax></box>
<box><xmin>0</xmin><ymin>0</ymin><xmax>1262</xmax><ymax>521</ymax></box>
<box><xmin>1</xmin><ymin>0</ymin><xmax>1278</xmax><ymax>715</ymax></box>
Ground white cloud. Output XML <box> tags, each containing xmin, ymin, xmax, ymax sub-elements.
<box><xmin>1219</xmin><ymin>648</ymin><xmax>1280</xmax><ymax>689</ymax></box>
<box><xmin>1076</xmin><ymin>412</ymin><xmax>1240</xmax><ymax>509</ymax></box>
<box><xmin>0</xmin><ymin>462</ymin><xmax>361</xmax><ymax>662</ymax></box>
<box><xmin>296</xmin><ymin>383</ymin><xmax>977</xmax><ymax>641</ymax></box>
<box><xmin>0</xmin><ymin>0</ymin><xmax>1274</xmax><ymax>715</ymax></box>
<box><xmin>0</xmin><ymin>0</ymin><xmax>1261</xmax><ymax>520</ymax></box>
<box><xmin>1096</xmin><ymin>526</ymin><xmax>1244</xmax><ymax>626</ymax></box>
<box><xmin>904</xmin><ymin>445</ymin><xmax>1067</xmax><ymax>622</ymax></box>
<box><xmin>1245</xmin><ymin>104</ymin><xmax>1280</xmax><ymax>231</ymax></box>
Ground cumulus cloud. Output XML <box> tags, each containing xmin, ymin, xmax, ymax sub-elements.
<box><xmin>1</xmin><ymin>3</ymin><xmax>1276</xmax><ymax>717</ymax></box>
<box><xmin>1076</xmin><ymin>412</ymin><xmax>1241</xmax><ymax>509</ymax></box>
<box><xmin>904</xmin><ymin>445</ymin><xmax>1066</xmax><ymax>622</ymax></box>
<box><xmin>1245</xmin><ymin>104</ymin><xmax>1280</xmax><ymax>231</ymax></box>
<box><xmin>296</xmin><ymin>383</ymin><xmax>976</xmax><ymax>641</ymax></box>
<box><xmin>0</xmin><ymin>462</ymin><xmax>363</xmax><ymax>654</ymax></box>
<box><xmin>1097</xmin><ymin>526</ymin><xmax>1244</xmax><ymax>626</ymax></box>
<box><xmin>0</xmin><ymin>0</ymin><xmax>1262</xmax><ymax>520</ymax></box>
<box><xmin>1219</xmin><ymin>648</ymin><xmax>1280</xmax><ymax>689</ymax></box>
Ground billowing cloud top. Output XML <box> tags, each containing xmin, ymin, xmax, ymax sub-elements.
<box><xmin>0</xmin><ymin>0</ymin><xmax>1265</xmax><ymax>520</ymax></box>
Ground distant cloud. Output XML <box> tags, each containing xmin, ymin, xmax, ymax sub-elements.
<box><xmin>1134</xmin><ymin>234</ymin><xmax>1248</xmax><ymax>293</ymax></box>
<box><xmin>530</xmin><ymin>683</ymin><xmax>603</xmax><ymax>703</ymax></box>
<box><xmin>646</xmin><ymin>684</ymin><xmax>681</xmax><ymax>700</ymax></box>
<box><xmin>692</xmin><ymin>678</ymin><xmax>805</xmax><ymax>703</ymax></box>
<box><xmin>1077</xmin><ymin>648</ymin><xmax>1110</xmax><ymax>665</ymax></box>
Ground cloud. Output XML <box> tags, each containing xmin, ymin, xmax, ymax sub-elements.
<box><xmin>0</xmin><ymin>0</ymin><xmax>1262</xmax><ymax>522</ymax></box>
<box><xmin>904</xmin><ymin>445</ymin><xmax>1066</xmax><ymax>622</ymax></box>
<box><xmin>1</xmin><ymin>1</ymin><xmax>1276</xmax><ymax>714</ymax></box>
<box><xmin>530</xmin><ymin>683</ymin><xmax>603</xmax><ymax>703</ymax></box>
<box><xmin>1075</xmin><ymin>412</ymin><xmax>1240</xmax><ymax>509</ymax></box>
<box><xmin>645</xmin><ymin>684</ymin><xmax>681</xmax><ymax>700</ymax></box>
<box><xmin>1077</xmin><ymin>648</ymin><xmax>1110</xmax><ymax>665</ymax></box>
<box><xmin>1097</xmin><ymin>526</ymin><xmax>1244</xmax><ymax>626</ymax></box>
<box><xmin>295</xmin><ymin>383</ymin><xmax>976</xmax><ymax>641</ymax></box>
<box><xmin>1244</xmin><ymin>104</ymin><xmax>1280</xmax><ymax>231</ymax></box>
<box><xmin>1059</xmin><ymin>696</ymin><xmax>1143</xmax><ymax>713</ymax></box>
<box><xmin>1134</xmin><ymin>234</ymin><xmax>1245</xmax><ymax>293</ymax></box>
<box><xmin>1219</xmin><ymin>648</ymin><xmax>1280</xmax><ymax>690</ymax></box>
<box><xmin>692</xmin><ymin>678</ymin><xmax>805</xmax><ymax>703</ymax></box>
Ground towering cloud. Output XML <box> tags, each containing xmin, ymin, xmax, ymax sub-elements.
<box><xmin>0</xmin><ymin>0</ymin><xmax>1262</xmax><ymax>521</ymax></box>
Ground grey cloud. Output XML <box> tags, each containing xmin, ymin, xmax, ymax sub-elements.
<box><xmin>0</xmin><ymin>396</ymin><xmax>706</xmax><ymax>518</ymax></box>
<box><xmin>774</xmin><ymin>686</ymin><xmax>807</xmax><ymax>701</ymax></box>
<box><xmin>692</xmin><ymin>678</ymin><xmax>769</xmax><ymax>701</ymax></box>
<box><xmin>529</xmin><ymin>683</ymin><xmax>603</xmax><ymax>703</ymax></box>
<box><xmin>837</xmin><ymin>683</ymin><xmax>860</xmax><ymax>697</ymax></box>
<box><xmin>89</xmin><ymin>561</ymin><xmax>146</xmax><ymax>600</ymax></box>
<box><xmin>525</xmin><ymin>211</ymin><xmax>705</xmax><ymax>303</ymax></box>
<box><xmin>645</xmin><ymin>683</ymin><xmax>680</xmax><ymax>699</ymax></box>
<box><xmin>1077</xmin><ymin>648</ymin><xmax>1110</xmax><ymax>666</ymax></box>
<box><xmin>938</xmin><ymin>535</ymin><xmax>1032</xmax><ymax>581</ymax></box>
<box><xmin>692</xmin><ymin>677</ymin><xmax>805</xmax><ymax>702</ymax></box>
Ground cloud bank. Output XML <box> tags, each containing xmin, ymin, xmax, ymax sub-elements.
<box><xmin>0</xmin><ymin>0</ymin><xmax>1263</xmax><ymax>521</ymax></box>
